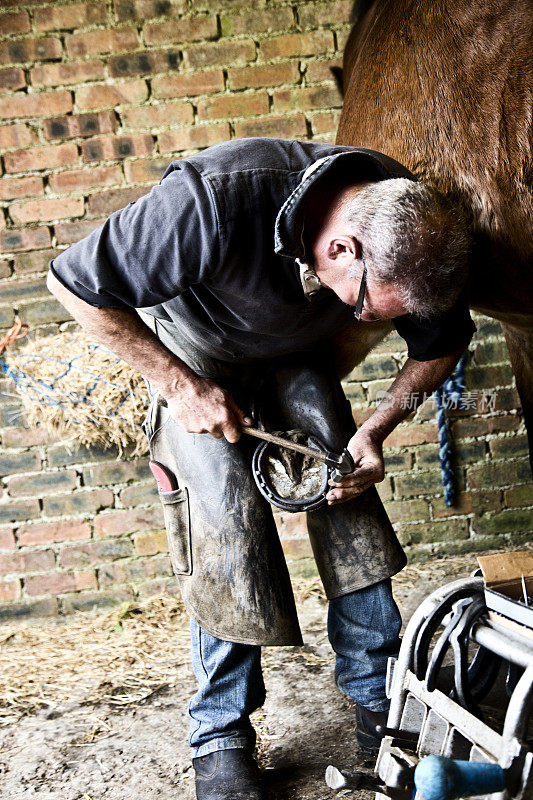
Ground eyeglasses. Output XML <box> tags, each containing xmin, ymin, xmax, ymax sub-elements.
<box><xmin>353</xmin><ymin>254</ymin><xmax>367</xmax><ymax>321</ymax></box>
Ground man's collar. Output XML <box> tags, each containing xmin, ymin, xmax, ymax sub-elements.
<box><xmin>274</xmin><ymin>147</ymin><xmax>416</xmax><ymax>263</ymax></box>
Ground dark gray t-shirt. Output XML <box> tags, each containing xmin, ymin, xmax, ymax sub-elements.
<box><xmin>50</xmin><ymin>137</ymin><xmax>475</xmax><ymax>362</ymax></box>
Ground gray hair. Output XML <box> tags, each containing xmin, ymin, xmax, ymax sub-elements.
<box><xmin>342</xmin><ymin>178</ymin><xmax>470</xmax><ymax>319</ymax></box>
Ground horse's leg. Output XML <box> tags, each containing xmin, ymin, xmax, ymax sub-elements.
<box><xmin>501</xmin><ymin>320</ymin><xmax>533</xmax><ymax>474</ymax></box>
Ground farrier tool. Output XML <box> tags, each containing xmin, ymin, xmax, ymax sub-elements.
<box><xmin>242</xmin><ymin>426</ymin><xmax>355</xmax><ymax>481</ymax></box>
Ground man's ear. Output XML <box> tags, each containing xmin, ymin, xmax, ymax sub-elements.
<box><xmin>327</xmin><ymin>235</ymin><xmax>359</xmax><ymax>261</ymax></box>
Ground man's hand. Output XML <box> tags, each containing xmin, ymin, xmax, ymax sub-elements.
<box><xmin>326</xmin><ymin>429</ymin><xmax>385</xmax><ymax>505</ymax></box>
<box><xmin>165</xmin><ymin>374</ymin><xmax>252</xmax><ymax>444</ymax></box>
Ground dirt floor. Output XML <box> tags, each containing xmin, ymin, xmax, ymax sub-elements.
<box><xmin>0</xmin><ymin>552</ymin><xmax>491</xmax><ymax>799</ymax></box>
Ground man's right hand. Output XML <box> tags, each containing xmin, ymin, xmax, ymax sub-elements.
<box><xmin>164</xmin><ymin>374</ymin><xmax>252</xmax><ymax>444</ymax></box>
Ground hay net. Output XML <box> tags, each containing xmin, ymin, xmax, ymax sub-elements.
<box><xmin>0</xmin><ymin>320</ymin><xmax>149</xmax><ymax>454</ymax></box>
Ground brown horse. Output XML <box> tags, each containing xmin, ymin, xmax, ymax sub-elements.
<box><xmin>336</xmin><ymin>0</ymin><xmax>533</xmax><ymax>470</ymax></box>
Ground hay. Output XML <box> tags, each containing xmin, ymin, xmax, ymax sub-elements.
<box><xmin>1</xmin><ymin>328</ymin><xmax>149</xmax><ymax>455</ymax></box>
<box><xmin>0</xmin><ymin>596</ymin><xmax>188</xmax><ymax>727</ymax></box>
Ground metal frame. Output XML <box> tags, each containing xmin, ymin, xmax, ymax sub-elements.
<box><xmin>375</xmin><ymin>577</ymin><xmax>533</xmax><ymax>800</ymax></box>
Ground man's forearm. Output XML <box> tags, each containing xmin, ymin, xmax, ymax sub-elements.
<box><xmin>359</xmin><ymin>350</ymin><xmax>463</xmax><ymax>442</ymax></box>
<box><xmin>47</xmin><ymin>271</ymin><xmax>198</xmax><ymax>397</ymax></box>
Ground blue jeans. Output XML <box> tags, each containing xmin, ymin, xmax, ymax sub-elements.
<box><xmin>188</xmin><ymin>578</ymin><xmax>401</xmax><ymax>757</ymax></box>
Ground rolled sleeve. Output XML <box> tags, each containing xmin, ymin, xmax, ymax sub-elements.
<box><xmin>49</xmin><ymin>161</ymin><xmax>219</xmax><ymax>310</ymax></box>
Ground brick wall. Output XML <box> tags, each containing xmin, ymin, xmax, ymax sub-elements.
<box><xmin>0</xmin><ymin>0</ymin><xmax>531</xmax><ymax>619</ymax></box>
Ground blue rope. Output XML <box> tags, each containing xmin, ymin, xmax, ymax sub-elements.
<box><xmin>434</xmin><ymin>356</ymin><xmax>466</xmax><ymax>506</ymax></box>
<box><xmin>0</xmin><ymin>344</ymin><xmax>144</xmax><ymax>425</ymax></box>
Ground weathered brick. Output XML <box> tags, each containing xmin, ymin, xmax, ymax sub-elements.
<box><xmin>0</xmin><ymin>261</ymin><xmax>11</xmax><ymax>279</ymax></box>
<box><xmin>299</xmin><ymin>1</ymin><xmax>352</xmax><ymax>28</ymax></box>
<box><xmin>383</xmin><ymin>451</ymin><xmax>413</xmax><ymax>472</ymax></box>
<box><xmin>83</xmin><ymin>460</ymin><xmax>151</xmax><ymax>487</ymax></box>
<box><xmin>0</xmin><ymin>37</ymin><xmax>62</xmax><ymax>66</ymax></box>
<box><xmin>88</xmin><ymin>186</ymin><xmax>148</xmax><ymax>215</ymax></box>
<box><xmin>384</xmin><ymin>498</ymin><xmax>429</xmax><ymax>523</ymax></box>
<box><xmin>43</xmin><ymin>111</ymin><xmax>116</xmax><ymax>141</ymax></box>
<box><xmin>121</xmin><ymin>101</ymin><xmax>194</xmax><ymax>129</ymax></box>
<box><xmin>504</xmin><ymin>484</ymin><xmax>533</xmax><ymax>508</ymax></box>
<box><xmin>6</xmin><ymin>469</ymin><xmax>77</xmax><ymax>497</ymax></box>
<box><xmin>109</xmin><ymin>49</ymin><xmax>179</xmax><ymax>79</ymax></box>
<box><xmin>60</xmin><ymin>587</ymin><xmax>133</xmax><ymax>613</ymax></box>
<box><xmin>46</xmin><ymin>443</ymin><xmax>120</xmax><ymax>468</ymax></box>
<box><xmin>0</xmin><ymin>304</ymin><xmax>13</xmax><ymax>326</ymax></box>
<box><xmin>0</xmin><ymin>576</ymin><xmax>21</xmax><ymax>602</ymax></box>
<box><xmin>473</xmin><ymin>510</ymin><xmax>533</xmax><ymax>536</ymax></box>
<box><xmin>10</xmin><ymin>196</ymin><xmax>84</xmax><ymax>224</ymax></box>
<box><xmin>54</xmin><ymin>217</ymin><xmax>106</xmax><ymax>245</ymax></box>
<box><xmin>0</xmin><ymin>548</ymin><xmax>54</xmax><ymax>576</ymax></box>
<box><xmin>34</xmin><ymin>3</ymin><xmax>107</xmax><ymax>31</ymax></box>
<box><xmin>395</xmin><ymin>471</ymin><xmax>443</xmax><ymax>498</ymax></box>
<box><xmin>385</xmin><ymin>423</ymin><xmax>439</xmax><ymax>447</ymax></box>
<box><xmin>309</xmin><ymin>109</ymin><xmax>341</xmax><ymax>135</ymax></box>
<box><xmin>0</xmin><ymin>276</ymin><xmax>49</xmax><ymax>303</ymax></box>
<box><xmin>470</xmin><ymin>489</ymin><xmax>503</xmax><ymax>514</ymax></box>
<box><xmin>183</xmin><ymin>39</ymin><xmax>256</xmax><ymax>70</ymax></box>
<box><xmin>98</xmin><ymin>554</ymin><xmax>166</xmax><ymax>586</ymax></box>
<box><xmin>432</xmin><ymin>492</ymin><xmax>474</xmax><ymax>518</ymax></box>
<box><xmin>158</xmin><ymin>121</ymin><xmax>230</xmax><ymax>153</ymax></box>
<box><xmin>18</xmin><ymin>520</ymin><xmax>90</xmax><ymax>546</ymax></box>
<box><xmin>467</xmin><ymin>459</ymin><xmax>531</xmax><ymax>490</ymax></box>
<box><xmin>119</xmin><ymin>481</ymin><xmax>158</xmax><ymax>506</ymax></box>
<box><xmin>30</xmin><ymin>59</ymin><xmax>106</xmax><ymax>88</ymax></box>
<box><xmin>221</xmin><ymin>6</ymin><xmax>294</xmax><ymax>36</ymax></box>
<box><xmin>2</xmin><ymin>425</ymin><xmax>55</xmax><ymax>447</ymax></box>
<box><xmin>0</xmin><ymin>499</ymin><xmax>40</xmax><ymax>524</ymax></box>
<box><xmin>467</xmin><ymin>363</ymin><xmax>513</xmax><ymax>390</ymax></box>
<box><xmin>144</xmin><ymin>16</ymin><xmax>217</xmax><ymax>45</ymax></box>
<box><xmin>123</xmin><ymin>157</ymin><xmax>168</xmax><ymax>183</ymax></box>
<box><xmin>16</xmin><ymin>296</ymin><xmax>72</xmax><ymax>326</ymax></box>
<box><xmin>152</xmin><ymin>69</ymin><xmax>224</xmax><ymax>99</ymax></box>
<box><xmin>26</xmin><ymin>570</ymin><xmax>97</xmax><ymax>597</ymax></box>
<box><xmin>305</xmin><ymin>58</ymin><xmax>343</xmax><ymax>83</ymax></box>
<box><xmin>0</xmin><ymin>450</ymin><xmax>41</xmax><ymax>476</ymax></box>
<box><xmin>81</xmin><ymin>133</ymin><xmax>153</xmax><ymax>162</ymax></box>
<box><xmin>259</xmin><ymin>30</ymin><xmax>334</xmax><ymax>60</ymax></box>
<box><xmin>0</xmin><ymin>66</ymin><xmax>25</xmax><ymax>91</ymax></box>
<box><xmin>114</xmin><ymin>0</ymin><xmax>186</xmax><ymax>21</ymax></box>
<box><xmin>0</xmin><ymin>528</ymin><xmax>15</xmax><ymax>549</ymax></box>
<box><xmin>0</xmin><ymin>10</ymin><xmax>31</xmax><ymax>36</ymax></box>
<box><xmin>335</xmin><ymin>26</ymin><xmax>353</xmax><ymax>52</ymax></box>
<box><xmin>398</xmin><ymin>518</ymin><xmax>469</xmax><ymax>545</ymax></box>
<box><xmin>350</xmin><ymin>356</ymin><xmax>397</xmax><ymax>381</ymax></box>
<box><xmin>197</xmin><ymin>92</ymin><xmax>269</xmax><ymax>121</ymax></box>
<box><xmin>49</xmin><ymin>164</ymin><xmax>122</xmax><ymax>194</ymax></box>
<box><xmin>76</xmin><ymin>80</ymin><xmax>149</xmax><ymax>110</ymax></box>
<box><xmin>12</xmin><ymin>248</ymin><xmax>57</xmax><ymax>275</ymax></box>
<box><xmin>234</xmin><ymin>112</ymin><xmax>309</xmax><ymax>139</ymax></box>
<box><xmin>66</xmin><ymin>27</ymin><xmax>139</xmax><ymax>58</ymax></box>
<box><xmin>228</xmin><ymin>61</ymin><xmax>299</xmax><ymax>90</ymax></box>
<box><xmin>4</xmin><ymin>142</ymin><xmax>78</xmax><ymax>173</ymax></box>
<box><xmin>59</xmin><ymin>538</ymin><xmax>134</xmax><ymax>568</ymax></box>
<box><xmin>489</xmin><ymin>435</ymin><xmax>530</xmax><ymax>458</ymax></box>
<box><xmin>0</xmin><ymin>175</ymin><xmax>44</xmax><ymax>200</ymax></box>
<box><xmin>0</xmin><ymin>596</ymin><xmax>57</xmax><ymax>620</ymax></box>
<box><xmin>94</xmin><ymin>507</ymin><xmax>164</xmax><ymax>538</ymax></box>
<box><xmin>42</xmin><ymin>488</ymin><xmax>114</xmax><ymax>517</ymax></box>
<box><xmin>0</xmin><ymin>90</ymin><xmax>73</xmax><ymax>122</ymax></box>
<box><xmin>0</xmin><ymin>123</ymin><xmax>38</xmax><ymax>151</ymax></box>
<box><xmin>452</xmin><ymin>414</ymin><xmax>520</xmax><ymax>438</ymax></box>
<box><xmin>133</xmin><ymin>529</ymin><xmax>167</xmax><ymax>556</ymax></box>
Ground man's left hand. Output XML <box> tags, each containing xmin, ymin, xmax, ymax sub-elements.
<box><xmin>326</xmin><ymin>429</ymin><xmax>385</xmax><ymax>505</ymax></box>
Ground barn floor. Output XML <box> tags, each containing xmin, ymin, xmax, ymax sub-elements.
<box><xmin>0</xmin><ymin>552</ymin><xmax>488</xmax><ymax>800</ymax></box>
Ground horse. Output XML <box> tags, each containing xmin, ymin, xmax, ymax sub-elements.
<box><xmin>336</xmin><ymin>0</ymin><xmax>533</xmax><ymax>471</ymax></box>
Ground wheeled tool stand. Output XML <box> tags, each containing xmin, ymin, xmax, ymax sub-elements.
<box><xmin>327</xmin><ymin>577</ymin><xmax>533</xmax><ymax>799</ymax></box>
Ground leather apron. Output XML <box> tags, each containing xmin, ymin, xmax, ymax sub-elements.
<box><xmin>141</xmin><ymin>313</ymin><xmax>406</xmax><ymax>646</ymax></box>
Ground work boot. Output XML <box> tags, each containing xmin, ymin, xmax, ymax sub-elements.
<box><xmin>192</xmin><ymin>748</ymin><xmax>266</xmax><ymax>800</ymax></box>
<box><xmin>355</xmin><ymin>705</ymin><xmax>388</xmax><ymax>755</ymax></box>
